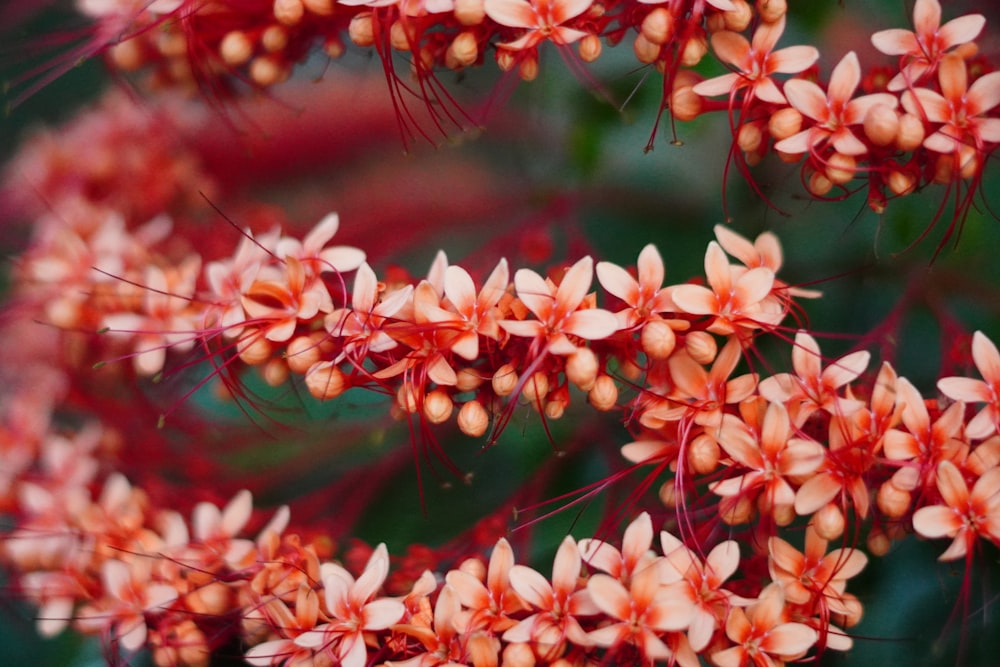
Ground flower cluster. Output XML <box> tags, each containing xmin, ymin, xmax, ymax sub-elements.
<box><xmin>3</xmin><ymin>0</ymin><xmax>1000</xmax><ymax>665</ymax></box>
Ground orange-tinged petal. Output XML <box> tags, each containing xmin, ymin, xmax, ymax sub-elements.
<box><xmin>938</xmin><ymin>54</ymin><xmax>968</xmax><ymax>104</ymax></box>
<box><xmin>770</xmin><ymin>45</ymin><xmax>820</xmax><ymax>74</ymax></box>
<box><xmin>704</xmin><ymin>242</ymin><xmax>732</xmax><ymax>297</ymax></box>
<box><xmin>554</xmin><ymin>256</ymin><xmax>594</xmax><ymax>318</ymax></box>
<box><xmin>939</xmin><ymin>13</ymin><xmax>985</xmax><ymax>48</ymax></box>
<box><xmin>484</xmin><ymin>0</ymin><xmax>536</xmax><ymax>28</ymax></box>
<box><xmin>913</xmin><ymin>505</ymin><xmax>961</xmax><ymax>538</ymax></box>
<box><xmin>554</xmin><ymin>0</ymin><xmax>593</xmax><ymax>23</ymax></box>
<box><xmin>937</xmin><ymin>376</ymin><xmax>990</xmax><ymax>403</ymax></box>
<box><xmin>563</xmin><ymin>308</ymin><xmax>619</xmax><ymax>340</ymax></box>
<box><xmin>972</xmin><ymin>332</ymin><xmax>1000</xmax><ymax>385</ymax></box>
<box><xmin>710</xmin><ymin>30</ymin><xmax>750</xmax><ymax>70</ymax></box>
<box><xmin>693</xmin><ymin>73</ymin><xmax>742</xmax><ymax>98</ymax></box>
<box><xmin>792</xmin><ymin>331</ymin><xmax>822</xmax><ymax>381</ymax></box>
<box><xmin>596</xmin><ymin>261</ymin><xmax>639</xmax><ymax>304</ymax></box>
<box><xmin>794</xmin><ymin>472</ymin><xmax>841</xmax><ymax>515</ymax></box>
<box><xmin>902</xmin><ymin>87</ymin><xmax>950</xmax><ymax>122</ymax></box>
<box><xmin>871</xmin><ymin>28</ymin><xmax>918</xmax><ymax>56</ymax></box>
<box><xmin>824</xmin><ymin>548</ymin><xmax>868</xmax><ymax>580</ymax></box>
<box><xmin>670</xmin><ymin>284</ymin><xmax>717</xmax><ymax>315</ymax></box>
<box><xmin>935</xmin><ymin>460</ymin><xmax>970</xmax><ymax>509</ymax></box>
<box><xmin>828</xmin><ymin>52</ymin><xmax>861</xmax><ymax>105</ymax></box>
<box><xmin>637</xmin><ymin>244</ymin><xmax>665</xmax><ymax>296</ymax></box>
<box><xmin>913</xmin><ymin>0</ymin><xmax>942</xmax><ymax>38</ymax></box>
<box><xmin>822</xmin><ymin>350</ymin><xmax>870</xmax><ymax>389</ymax></box>
<box><xmin>362</xmin><ymin>598</ymin><xmax>406</xmax><ymax>631</ymax></box>
<box><xmin>763</xmin><ymin>622</ymin><xmax>818</xmax><ymax>656</ymax></box>
<box><xmin>587</xmin><ymin>573</ymin><xmax>631</xmax><ymax>620</ymax></box>
<box><xmin>552</xmin><ymin>535</ymin><xmax>581</xmax><ymax>598</ymax></box>
<box><xmin>514</xmin><ymin>268</ymin><xmax>553</xmax><ymax>320</ymax></box>
<box><xmin>508</xmin><ymin>565</ymin><xmax>553</xmax><ymax>610</ymax></box>
<box><xmin>751</xmin><ymin>15</ymin><xmax>784</xmax><ymax>55</ymax></box>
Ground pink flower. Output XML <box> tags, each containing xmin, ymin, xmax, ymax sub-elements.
<box><xmin>693</xmin><ymin>16</ymin><xmax>819</xmax><ymax>105</ymax></box>
<box><xmin>912</xmin><ymin>460</ymin><xmax>1000</xmax><ymax>561</ymax></box>
<box><xmin>775</xmin><ymin>52</ymin><xmax>898</xmax><ymax>156</ymax></box>
<box><xmin>871</xmin><ymin>0</ymin><xmax>986</xmax><ymax>91</ymax></box>
<box><xmin>484</xmin><ymin>0</ymin><xmax>592</xmax><ymax>51</ymax></box>
<box><xmin>938</xmin><ymin>331</ymin><xmax>1000</xmax><ymax>439</ymax></box>
<box><xmin>596</xmin><ymin>244</ymin><xmax>676</xmax><ymax>329</ymax></box>
<box><xmin>711</xmin><ymin>583</ymin><xmax>818</xmax><ymax>667</ymax></box>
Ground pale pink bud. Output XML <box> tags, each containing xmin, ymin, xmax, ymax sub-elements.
<box><xmin>220</xmin><ymin>31</ymin><xmax>254</xmax><ymax>66</ymax></box>
<box><xmin>238</xmin><ymin>334</ymin><xmax>272</xmax><ymax>366</ymax></box>
<box><xmin>446</xmin><ymin>32</ymin><xmax>479</xmax><ymax>69</ymax></box>
<box><xmin>285</xmin><ymin>334</ymin><xmax>323</xmax><ymax>375</ymax></box>
<box><xmin>634</xmin><ymin>34</ymin><xmax>661</xmax><ymax>64</ymax></box>
<box><xmin>578</xmin><ymin>34</ymin><xmax>602</xmax><ymax>63</ymax></box>
<box><xmin>824</xmin><ymin>153</ymin><xmax>856</xmax><ymax>185</ymax></box>
<box><xmin>671</xmin><ymin>77</ymin><xmax>703</xmax><ymax>121</ymax></box>
<box><xmin>807</xmin><ymin>170</ymin><xmax>834</xmax><ymax>196</ymax></box>
<box><xmin>249</xmin><ymin>56</ymin><xmax>288</xmax><ymax>86</ymax></box>
<box><xmin>456</xmin><ymin>368</ymin><xmax>484</xmax><ymax>392</ymax></box>
<box><xmin>521</xmin><ymin>372</ymin><xmax>550</xmax><ymax>405</ymax></box>
<box><xmin>738</xmin><ymin>122</ymin><xmax>763</xmax><ymax>154</ymax></box>
<box><xmin>876</xmin><ymin>481</ymin><xmax>911</xmax><ymax>518</ymax></box>
<box><xmin>588</xmin><ymin>375</ymin><xmax>618</xmax><ymax>411</ymax></box>
<box><xmin>863</xmin><ymin>104</ymin><xmax>899</xmax><ymax>147</ymax></box>
<box><xmin>719</xmin><ymin>495</ymin><xmax>753</xmax><ymax>525</ymax></box>
<box><xmin>261</xmin><ymin>25</ymin><xmax>288</xmax><ymax>52</ymax></box>
<box><xmin>349</xmin><ymin>13</ymin><xmax>375</xmax><ymax>47</ymax></box>
<box><xmin>565</xmin><ymin>347</ymin><xmax>598</xmax><ymax>390</ymax></box>
<box><xmin>305</xmin><ymin>363</ymin><xmax>346</xmax><ymax>400</ymax></box>
<box><xmin>519</xmin><ymin>57</ymin><xmax>539</xmax><ymax>82</ymax></box>
<box><xmin>867</xmin><ymin>529</ymin><xmax>890</xmax><ymax>557</ymax></box>
<box><xmin>263</xmin><ymin>358</ymin><xmax>290</xmax><ymax>387</ymax></box>
<box><xmin>455</xmin><ymin>0</ymin><xmax>486</xmax><ymax>25</ymax></box>
<box><xmin>302</xmin><ymin>0</ymin><xmax>334</xmax><ymax>14</ymax></box>
<box><xmin>110</xmin><ymin>39</ymin><xmax>145</xmax><ymax>71</ymax></box>
<box><xmin>390</xmin><ymin>20</ymin><xmax>413</xmax><ymax>51</ymax></box>
<box><xmin>273</xmin><ymin>0</ymin><xmax>304</xmax><ymax>25</ymax></box>
<box><xmin>895</xmin><ymin>113</ymin><xmax>924</xmax><ymax>151</ymax></box>
<box><xmin>887</xmin><ymin>169</ymin><xmax>916</xmax><ymax>196</ymax></box>
<box><xmin>686</xmin><ymin>434</ymin><xmax>719</xmax><ymax>474</ymax></box>
<box><xmin>772</xmin><ymin>503</ymin><xmax>795</xmax><ymax>526</ymax></box>
<box><xmin>458</xmin><ymin>400</ymin><xmax>490</xmax><ymax>437</ymax></box>
<box><xmin>723</xmin><ymin>0</ymin><xmax>753</xmax><ymax>31</ymax></box>
<box><xmin>641</xmin><ymin>319</ymin><xmax>676</xmax><ymax>360</ymax></box>
<box><xmin>685</xmin><ymin>331</ymin><xmax>717</xmax><ymax>365</ymax></box>
<box><xmin>492</xmin><ymin>363</ymin><xmax>518</xmax><ymax>396</ymax></box>
<box><xmin>756</xmin><ymin>0</ymin><xmax>786</xmax><ymax>23</ymax></box>
<box><xmin>503</xmin><ymin>642</ymin><xmax>537</xmax><ymax>667</ymax></box>
<box><xmin>424</xmin><ymin>390</ymin><xmax>454</xmax><ymax>424</ymax></box>
<box><xmin>397</xmin><ymin>384</ymin><xmax>420</xmax><ymax>414</ymax></box>
<box><xmin>641</xmin><ymin>9</ymin><xmax>674</xmax><ymax>46</ymax></box>
<box><xmin>681</xmin><ymin>31</ymin><xmax>708</xmax><ymax>66</ymax></box>
<box><xmin>658</xmin><ymin>481</ymin><xmax>680</xmax><ymax>508</ymax></box>
<box><xmin>768</xmin><ymin>107</ymin><xmax>802</xmax><ymax>140</ymax></box>
<box><xmin>813</xmin><ymin>503</ymin><xmax>845</xmax><ymax>540</ymax></box>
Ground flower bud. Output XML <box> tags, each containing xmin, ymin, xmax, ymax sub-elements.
<box><xmin>110</xmin><ymin>39</ymin><xmax>145</xmax><ymax>71</ymax></box>
<box><xmin>863</xmin><ymin>103</ymin><xmax>899</xmax><ymax>147</ymax></box>
<box><xmin>303</xmin><ymin>0</ymin><xmax>334</xmax><ymax>14</ymax></box>
<box><xmin>305</xmin><ymin>362</ymin><xmax>346</xmax><ymax>400</ymax></box>
<box><xmin>767</xmin><ymin>107</ymin><xmax>802</xmax><ymax>140</ymax></box>
<box><xmin>492</xmin><ymin>363</ymin><xmax>518</xmax><ymax>396</ymax></box>
<box><xmin>812</xmin><ymin>503</ymin><xmax>845</xmax><ymax>540</ymax></box>
<box><xmin>390</xmin><ymin>20</ymin><xmax>413</xmax><ymax>51</ymax></box>
<box><xmin>719</xmin><ymin>495</ymin><xmax>753</xmax><ymax>525</ymax></box>
<box><xmin>424</xmin><ymin>389</ymin><xmax>454</xmax><ymax>424</ymax></box>
<box><xmin>503</xmin><ymin>642</ymin><xmax>537</xmax><ymax>667</ymax></box>
<box><xmin>895</xmin><ymin>112</ymin><xmax>924</xmax><ymax>151</ymax></box>
<box><xmin>887</xmin><ymin>168</ymin><xmax>916</xmax><ymax>196</ymax></box>
<box><xmin>456</xmin><ymin>367</ymin><xmax>484</xmax><ymax>392</ymax></box>
<box><xmin>220</xmin><ymin>31</ymin><xmax>254</xmax><ymax>66</ymax></box>
<box><xmin>285</xmin><ymin>333</ymin><xmax>324</xmax><ymax>375</ymax></box>
<box><xmin>641</xmin><ymin>9</ymin><xmax>674</xmax><ymax>45</ymax></box>
<box><xmin>238</xmin><ymin>334</ymin><xmax>272</xmax><ymax>365</ymax></box>
<box><xmin>737</xmin><ymin>122</ymin><xmax>763</xmax><ymax>154</ymax></box>
<box><xmin>658</xmin><ymin>480</ymin><xmax>680</xmax><ymax>508</ymax></box>
<box><xmin>757</xmin><ymin>0</ymin><xmax>786</xmax><ymax>23</ymax></box>
<box><xmin>681</xmin><ymin>31</ymin><xmax>708</xmax><ymax>66</ymax></box>
<box><xmin>446</xmin><ymin>32</ymin><xmax>479</xmax><ymax>69</ymax></box>
<box><xmin>458</xmin><ymin>400</ymin><xmax>489</xmax><ymax>437</ymax></box>
<box><xmin>261</xmin><ymin>25</ymin><xmax>289</xmax><ymax>53</ymax></box>
<box><xmin>867</xmin><ymin>528</ymin><xmax>891</xmax><ymax>557</ymax></box>
<box><xmin>262</xmin><ymin>358</ymin><xmax>289</xmax><ymax>387</ymax></box>
<box><xmin>579</xmin><ymin>34</ymin><xmax>602</xmax><ymax>62</ymax></box>
<box><xmin>807</xmin><ymin>170</ymin><xmax>833</xmax><ymax>196</ymax></box>
<box><xmin>876</xmin><ymin>481</ymin><xmax>911</xmax><ymax>518</ymax></box>
<box><xmin>685</xmin><ymin>331</ymin><xmax>717</xmax><ymax>365</ymax></box>
<box><xmin>397</xmin><ymin>384</ymin><xmax>421</xmax><ymax>414</ymax></box>
<box><xmin>633</xmin><ymin>34</ymin><xmax>660</xmax><ymax>64</ymax></box>
<box><xmin>519</xmin><ymin>56</ymin><xmax>539</xmax><ymax>82</ymax></box>
<box><xmin>687</xmin><ymin>434</ymin><xmax>719</xmax><ymax>474</ymax></box>
<box><xmin>641</xmin><ymin>318</ymin><xmax>676</xmax><ymax>360</ymax></box>
<box><xmin>454</xmin><ymin>0</ymin><xmax>486</xmax><ymax>25</ymax></box>
<box><xmin>249</xmin><ymin>56</ymin><xmax>288</xmax><ymax>87</ymax></box>
<box><xmin>824</xmin><ymin>152</ymin><xmax>856</xmax><ymax>185</ymax></box>
<box><xmin>349</xmin><ymin>13</ymin><xmax>375</xmax><ymax>47</ymax></box>
<box><xmin>588</xmin><ymin>374</ymin><xmax>618</xmax><ymax>411</ymax></box>
<box><xmin>273</xmin><ymin>0</ymin><xmax>304</xmax><ymax>26</ymax></box>
<box><xmin>670</xmin><ymin>83</ymin><xmax>703</xmax><ymax>121</ymax></box>
<box><xmin>772</xmin><ymin>503</ymin><xmax>795</xmax><ymax>526</ymax></box>
<box><xmin>521</xmin><ymin>372</ymin><xmax>550</xmax><ymax>405</ymax></box>
<box><xmin>723</xmin><ymin>0</ymin><xmax>753</xmax><ymax>31</ymax></box>
<box><xmin>565</xmin><ymin>347</ymin><xmax>598</xmax><ymax>390</ymax></box>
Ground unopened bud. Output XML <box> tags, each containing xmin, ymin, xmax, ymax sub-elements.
<box><xmin>424</xmin><ymin>390</ymin><xmax>454</xmax><ymax>424</ymax></box>
<box><xmin>302</xmin><ymin>0</ymin><xmax>335</xmax><ymax>14</ymax></box>
<box><xmin>719</xmin><ymin>495</ymin><xmax>753</xmax><ymax>525</ymax></box>
<box><xmin>723</xmin><ymin>0</ymin><xmax>753</xmax><ymax>31</ymax></box>
<box><xmin>641</xmin><ymin>9</ymin><xmax>674</xmax><ymax>45</ymax></box>
<box><xmin>670</xmin><ymin>84</ymin><xmax>702</xmax><ymax>121</ymax></box>
<box><xmin>238</xmin><ymin>334</ymin><xmax>272</xmax><ymax>365</ymax></box>
<box><xmin>737</xmin><ymin>122</ymin><xmax>763</xmax><ymax>154</ymax></box>
<box><xmin>390</xmin><ymin>20</ymin><xmax>413</xmax><ymax>51</ymax></box>
<box><xmin>756</xmin><ymin>0</ymin><xmax>786</xmax><ymax>23</ymax></box>
<box><xmin>521</xmin><ymin>372</ymin><xmax>550</xmax><ymax>405</ymax></box>
<box><xmin>519</xmin><ymin>56</ymin><xmax>539</xmax><ymax>81</ymax></box>
<box><xmin>492</xmin><ymin>363</ymin><xmax>518</xmax><ymax>396</ymax></box>
<box><xmin>273</xmin><ymin>0</ymin><xmax>304</xmax><ymax>25</ymax></box>
<box><xmin>876</xmin><ymin>481</ymin><xmax>911</xmax><ymax>518</ymax></box>
<box><xmin>397</xmin><ymin>384</ymin><xmax>421</xmax><ymax>414</ymax></box>
<box><xmin>768</xmin><ymin>107</ymin><xmax>802</xmax><ymax>140</ymax></box>
<box><xmin>895</xmin><ymin>112</ymin><xmax>924</xmax><ymax>151</ymax></box>
<box><xmin>456</xmin><ymin>367</ymin><xmax>484</xmax><ymax>392</ymax></box>
<box><xmin>887</xmin><ymin>168</ymin><xmax>916</xmax><ymax>196</ymax></box>
<box><xmin>565</xmin><ymin>347</ymin><xmax>598</xmax><ymax>390</ymax></box>
<box><xmin>588</xmin><ymin>375</ymin><xmax>618</xmax><ymax>411</ymax></box>
<box><xmin>687</xmin><ymin>434</ymin><xmax>719</xmax><ymax>474</ymax></box>
<box><xmin>863</xmin><ymin>103</ymin><xmax>899</xmax><ymax>147</ymax></box>
<box><xmin>305</xmin><ymin>362</ymin><xmax>346</xmax><ymax>400</ymax></box>
<box><xmin>454</xmin><ymin>0</ymin><xmax>486</xmax><ymax>25</ymax></box>
<box><xmin>349</xmin><ymin>13</ymin><xmax>375</xmax><ymax>47</ymax></box>
<box><xmin>285</xmin><ymin>334</ymin><xmax>324</xmax><ymax>375</ymax></box>
<box><xmin>249</xmin><ymin>56</ymin><xmax>288</xmax><ymax>87</ymax></box>
<box><xmin>220</xmin><ymin>31</ymin><xmax>254</xmax><ymax>66</ymax></box>
<box><xmin>867</xmin><ymin>528</ymin><xmax>891</xmax><ymax>557</ymax></box>
<box><xmin>578</xmin><ymin>34</ymin><xmax>602</xmax><ymax>62</ymax></box>
<box><xmin>681</xmin><ymin>31</ymin><xmax>708</xmax><ymax>66</ymax></box>
<box><xmin>685</xmin><ymin>331</ymin><xmax>717</xmax><ymax>365</ymax></box>
<box><xmin>633</xmin><ymin>34</ymin><xmax>661</xmax><ymax>64</ymax></box>
<box><xmin>502</xmin><ymin>642</ymin><xmax>537</xmax><ymax>667</ymax></box>
<box><xmin>825</xmin><ymin>152</ymin><xmax>856</xmax><ymax>185</ymax></box>
<box><xmin>807</xmin><ymin>170</ymin><xmax>833</xmax><ymax>196</ymax></box>
<box><xmin>641</xmin><ymin>319</ymin><xmax>677</xmax><ymax>360</ymax></box>
<box><xmin>457</xmin><ymin>400</ymin><xmax>490</xmax><ymax>437</ymax></box>
<box><xmin>262</xmin><ymin>358</ymin><xmax>289</xmax><ymax>387</ymax></box>
<box><xmin>813</xmin><ymin>503</ymin><xmax>845</xmax><ymax>540</ymax></box>
<box><xmin>261</xmin><ymin>25</ymin><xmax>288</xmax><ymax>52</ymax></box>
<box><xmin>446</xmin><ymin>32</ymin><xmax>479</xmax><ymax>69</ymax></box>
